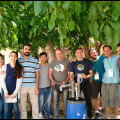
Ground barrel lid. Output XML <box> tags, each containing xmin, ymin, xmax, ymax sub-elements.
<box><xmin>67</xmin><ymin>97</ymin><xmax>86</xmax><ymax>104</ymax></box>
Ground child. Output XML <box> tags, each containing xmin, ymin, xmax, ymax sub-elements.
<box><xmin>1</xmin><ymin>51</ymin><xmax>23</xmax><ymax>119</ymax></box>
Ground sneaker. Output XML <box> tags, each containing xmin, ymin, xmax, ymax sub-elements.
<box><xmin>39</xmin><ymin>112</ymin><xmax>43</xmax><ymax>119</ymax></box>
<box><xmin>98</xmin><ymin>108</ymin><xmax>106</xmax><ymax>116</ymax></box>
<box><xmin>94</xmin><ymin>113</ymin><xmax>100</xmax><ymax>119</ymax></box>
<box><xmin>46</xmin><ymin>116</ymin><xmax>53</xmax><ymax>119</ymax></box>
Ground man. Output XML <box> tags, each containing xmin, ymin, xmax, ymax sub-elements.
<box><xmin>117</xmin><ymin>43</ymin><xmax>120</xmax><ymax>55</ymax></box>
<box><xmin>116</xmin><ymin>43</ymin><xmax>120</xmax><ymax>101</ymax></box>
<box><xmin>18</xmin><ymin>44</ymin><xmax>40</xmax><ymax>119</ymax></box>
<box><xmin>49</xmin><ymin>48</ymin><xmax>70</xmax><ymax>119</ymax></box>
<box><xmin>88</xmin><ymin>48</ymin><xmax>106</xmax><ymax>119</ymax></box>
<box><xmin>102</xmin><ymin>45</ymin><xmax>120</xmax><ymax>119</ymax></box>
<box><xmin>38</xmin><ymin>52</ymin><xmax>52</xmax><ymax>119</ymax></box>
<box><xmin>69</xmin><ymin>47</ymin><xmax>93</xmax><ymax>119</ymax></box>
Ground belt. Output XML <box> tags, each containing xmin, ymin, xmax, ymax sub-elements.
<box><xmin>42</xmin><ymin>86</ymin><xmax>51</xmax><ymax>89</ymax></box>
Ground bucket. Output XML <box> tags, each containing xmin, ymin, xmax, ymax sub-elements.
<box><xmin>67</xmin><ymin>99</ymin><xmax>87</xmax><ymax>119</ymax></box>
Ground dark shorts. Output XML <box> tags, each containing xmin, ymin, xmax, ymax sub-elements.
<box><xmin>91</xmin><ymin>80</ymin><xmax>102</xmax><ymax>99</ymax></box>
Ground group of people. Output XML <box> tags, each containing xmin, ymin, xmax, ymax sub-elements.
<box><xmin>0</xmin><ymin>43</ymin><xmax>120</xmax><ymax>119</ymax></box>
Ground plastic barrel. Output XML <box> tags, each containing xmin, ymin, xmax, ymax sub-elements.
<box><xmin>67</xmin><ymin>100</ymin><xmax>87</xmax><ymax>119</ymax></box>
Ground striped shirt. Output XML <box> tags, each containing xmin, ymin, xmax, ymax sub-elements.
<box><xmin>18</xmin><ymin>55</ymin><xmax>40</xmax><ymax>87</ymax></box>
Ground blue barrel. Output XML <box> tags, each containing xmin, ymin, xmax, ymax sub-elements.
<box><xmin>67</xmin><ymin>100</ymin><xmax>87</xmax><ymax>119</ymax></box>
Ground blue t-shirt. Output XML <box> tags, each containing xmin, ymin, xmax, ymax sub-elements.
<box><xmin>91</xmin><ymin>55</ymin><xmax>105</xmax><ymax>82</ymax></box>
<box><xmin>102</xmin><ymin>55</ymin><xmax>120</xmax><ymax>84</ymax></box>
<box><xmin>18</xmin><ymin>55</ymin><xmax>40</xmax><ymax>87</ymax></box>
<box><xmin>6</xmin><ymin>64</ymin><xmax>17</xmax><ymax>95</ymax></box>
<box><xmin>69</xmin><ymin>58</ymin><xmax>93</xmax><ymax>83</ymax></box>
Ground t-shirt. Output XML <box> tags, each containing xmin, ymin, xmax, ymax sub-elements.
<box><xmin>102</xmin><ymin>55</ymin><xmax>120</xmax><ymax>84</ymax></box>
<box><xmin>91</xmin><ymin>55</ymin><xmax>105</xmax><ymax>82</ymax></box>
<box><xmin>39</xmin><ymin>63</ymin><xmax>50</xmax><ymax>88</ymax></box>
<box><xmin>6</xmin><ymin>64</ymin><xmax>17</xmax><ymax>95</ymax></box>
<box><xmin>18</xmin><ymin>55</ymin><xmax>40</xmax><ymax>87</ymax></box>
<box><xmin>49</xmin><ymin>58</ymin><xmax>70</xmax><ymax>84</ymax></box>
<box><xmin>69</xmin><ymin>58</ymin><xmax>93</xmax><ymax>83</ymax></box>
<box><xmin>118</xmin><ymin>57</ymin><xmax>120</xmax><ymax>84</ymax></box>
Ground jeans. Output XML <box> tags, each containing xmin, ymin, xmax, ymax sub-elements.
<box><xmin>2</xmin><ymin>90</ymin><xmax>19</xmax><ymax>119</ymax></box>
<box><xmin>80</xmin><ymin>81</ymin><xmax>93</xmax><ymax>119</ymax></box>
<box><xmin>38</xmin><ymin>87</ymin><xmax>52</xmax><ymax>118</ymax></box>
<box><xmin>53</xmin><ymin>85</ymin><xmax>69</xmax><ymax>119</ymax></box>
<box><xmin>0</xmin><ymin>94</ymin><xmax>4</xmax><ymax>119</ymax></box>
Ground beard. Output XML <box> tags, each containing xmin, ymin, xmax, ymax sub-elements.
<box><xmin>91</xmin><ymin>56</ymin><xmax>97</xmax><ymax>60</ymax></box>
<box><xmin>24</xmin><ymin>53</ymin><xmax>30</xmax><ymax>56</ymax></box>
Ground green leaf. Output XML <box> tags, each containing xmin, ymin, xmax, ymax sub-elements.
<box><xmin>57</xmin><ymin>1</ymin><xmax>62</xmax><ymax>7</ymax></box>
<box><xmin>96</xmin><ymin>2</ymin><xmax>103</xmax><ymax>13</ymax></box>
<box><xmin>100</xmin><ymin>21</ymin><xmax>106</xmax><ymax>32</ymax></box>
<box><xmin>112</xmin><ymin>29</ymin><xmax>120</xmax><ymax>48</ymax></box>
<box><xmin>108</xmin><ymin>21</ymin><xmax>118</xmax><ymax>31</ymax></box>
<box><xmin>48</xmin><ymin>16</ymin><xmax>55</xmax><ymax>30</ymax></box>
<box><xmin>62</xmin><ymin>1</ymin><xmax>70</xmax><ymax>9</ymax></box>
<box><xmin>68</xmin><ymin>20</ymin><xmax>75</xmax><ymax>31</ymax></box>
<box><xmin>47</xmin><ymin>1</ymin><xmax>54</xmax><ymax>8</ymax></box>
<box><xmin>74</xmin><ymin>1</ymin><xmax>81</xmax><ymax>15</ymax></box>
<box><xmin>89</xmin><ymin>21</ymin><xmax>99</xmax><ymax>39</ymax></box>
<box><xmin>113</xmin><ymin>21</ymin><xmax>120</xmax><ymax>31</ymax></box>
<box><xmin>57</xmin><ymin>10</ymin><xmax>64</xmax><ymax>19</ymax></box>
<box><xmin>34</xmin><ymin>1</ymin><xmax>41</xmax><ymax>16</ymax></box>
<box><xmin>104</xmin><ymin>24</ymin><xmax>112</xmax><ymax>44</ymax></box>
<box><xmin>24</xmin><ymin>1</ymin><xmax>30</xmax><ymax>7</ymax></box>
<box><xmin>60</xmin><ymin>36</ymin><xmax>64</xmax><ymax>47</ymax></box>
<box><xmin>76</xmin><ymin>24</ymin><xmax>81</xmax><ymax>33</ymax></box>
<box><xmin>0</xmin><ymin>14</ymin><xmax>2</xmax><ymax>23</ymax></box>
<box><xmin>112</xmin><ymin>2</ymin><xmax>120</xmax><ymax>21</ymax></box>
<box><xmin>65</xmin><ymin>37</ymin><xmax>70</xmax><ymax>46</ymax></box>
<box><xmin>88</xmin><ymin>3</ymin><xmax>97</xmax><ymax>21</ymax></box>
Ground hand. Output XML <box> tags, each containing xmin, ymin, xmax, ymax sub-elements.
<box><xmin>51</xmin><ymin>80</ymin><xmax>55</xmax><ymax>87</ymax></box>
<box><xmin>82</xmin><ymin>73</ymin><xmax>87</xmax><ymax>79</ymax></box>
<box><xmin>10</xmin><ymin>94</ymin><xmax>16</xmax><ymax>99</ymax></box>
<box><xmin>5</xmin><ymin>93</ymin><xmax>9</xmax><ymax>99</ymax></box>
<box><xmin>59</xmin><ymin>81</ymin><xmax>65</xmax><ymax>86</ymax></box>
<box><xmin>0</xmin><ymin>70</ymin><xmax>5</xmax><ymax>75</ymax></box>
<box><xmin>75</xmin><ymin>83</ymin><xmax>78</xmax><ymax>87</ymax></box>
<box><xmin>35</xmin><ymin>87</ymin><xmax>39</xmax><ymax>95</ymax></box>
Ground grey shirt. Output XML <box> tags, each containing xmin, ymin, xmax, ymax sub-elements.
<box><xmin>49</xmin><ymin>58</ymin><xmax>70</xmax><ymax>84</ymax></box>
<box><xmin>39</xmin><ymin>63</ymin><xmax>51</xmax><ymax>88</ymax></box>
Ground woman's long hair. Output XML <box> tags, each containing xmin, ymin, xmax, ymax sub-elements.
<box><xmin>10</xmin><ymin>51</ymin><xmax>23</xmax><ymax>79</ymax></box>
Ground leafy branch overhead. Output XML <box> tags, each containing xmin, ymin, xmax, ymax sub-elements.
<box><xmin>0</xmin><ymin>1</ymin><xmax>120</xmax><ymax>54</ymax></box>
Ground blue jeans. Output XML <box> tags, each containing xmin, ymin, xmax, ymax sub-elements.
<box><xmin>38</xmin><ymin>87</ymin><xmax>52</xmax><ymax>118</ymax></box>
<box><xmin>53</xmin><ymin>85</ymin><xmax>69</xmax><ymax>119</ymax></box>
<box><xmin>0</xmin><ymin>94</ymin><xmax>4</xmax><ymax>119</ymax></box>
<box><xmin>2</xmin><ymin>90</ymin><xmax>19</xmax><ymax>119</ymax></box>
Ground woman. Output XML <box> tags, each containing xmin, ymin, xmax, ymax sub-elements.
<box><xmin>1</xmin><ymin>51</ymin><xmax>23</xmax><ymax>119</ymax></box>
<box><xmin>0</xmin><ymin>54</ymin><xmax>4</xmax><ymax>119</ymax></box>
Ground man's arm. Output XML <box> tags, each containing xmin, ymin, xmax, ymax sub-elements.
<box><xmin>70</xmin><ymin>72</ymin><xmax>74</xmax><ymax>81</ymax></box>
<box><xmin>35</xmin><ymin>70</ymin><xmax>39</xmax><ymax>95</ymax></box>
<box><xmin>118</xmin><ymin>57</ymin><xmax>120</xmax><ymax>68</ymax></box>
<box><xmin>82</xmin><ymin>70</ymin><xmax>93</xmax><ymax>79</ymax></box>
<box><xmin>49</xmin><ymin>68</ymin><xmax>55</xmax><ymax>87</ymax></box>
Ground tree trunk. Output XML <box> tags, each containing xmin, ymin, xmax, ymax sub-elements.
<box><xmin>93</xmin><ymin>41</ymin><xmax>103</xmax><ymax>56</ymax></box>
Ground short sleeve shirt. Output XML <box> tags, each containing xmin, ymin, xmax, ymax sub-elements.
<box><xmin>49</xmin><ymin>58</ymin><xmax>70</xmax><ymax>84</ymax></box>
<box><xmin>69</xmin><ymin>58</ymin><xmax>93</xmax><ymax>83</ymax></box>
<box><xmin>102</xmin><ymin>55</ymin><xmax>120</xmax><ymax>84</ymax></box>
<box><xmin>91</xmin><ymin>55</ymin><xmax>105</xmax><ymax>82</ymax></box>
<box><xmin>18</xmin><ymin>55</ymin><xmax>40</xmax><ymax>87</ymax></box>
